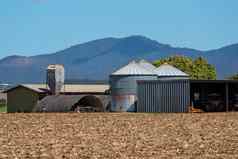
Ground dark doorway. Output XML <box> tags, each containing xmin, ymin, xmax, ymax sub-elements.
<box><xmin>71</xmin><ymin>96</ymin><xmax>104</xmax><ymax>112</ymax></box>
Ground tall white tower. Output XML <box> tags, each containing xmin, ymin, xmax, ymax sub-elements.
<box><xmin>47</xmin><ymin>64</ymin><xmax>65</xmax><ymax>95</ymax></box>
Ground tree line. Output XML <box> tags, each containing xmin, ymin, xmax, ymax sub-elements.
<box><xmin>153</xmin><ymin>55</ymin><xmax>217</xmax><ymax>80</ymax></box>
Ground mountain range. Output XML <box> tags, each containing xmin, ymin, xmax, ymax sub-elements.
<box><xmin>0</xmin><ymin>35</ymin><xmax>238</xmax><ymax>83</ymax></box>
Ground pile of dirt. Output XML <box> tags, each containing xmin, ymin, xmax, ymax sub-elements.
<box><xmin>0</xmin><ymin>113</ymin><xmax>238</xmax><ymax>158</ymax></box>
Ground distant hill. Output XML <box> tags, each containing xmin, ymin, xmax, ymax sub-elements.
<box><xmin>0</xmin><ymin>35</ymin><xmax>238</xmax><ymax>83</ymax></box>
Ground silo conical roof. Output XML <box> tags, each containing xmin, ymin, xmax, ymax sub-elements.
<box><xmin>137</xmin><ymin>59</ymin><xmax>157</xmax><ymax>72</ymax></box>
<box><xmin>111</xmin><ymin>61</ymin><xmax>156</xmax><ymax>75</ymax></box>
<box><xmin>155</xmin><ymin>64</ymin><xmax>189</xmax><ymax>77</ymax></box>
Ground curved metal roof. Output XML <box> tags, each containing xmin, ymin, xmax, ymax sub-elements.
<box><xmin>111</xmin><ymin>61</ymin><xmax>156</xmax><ymax>75</ymax></box>
<box><xmin>137</xmin><ymin>59</ymin><xmax>157</xmax><ymax>72</ymax></box>
<box><xmin>155</xmin><ymin>64</ymin><xmax>189</xmax><ymax>77</ymax></box>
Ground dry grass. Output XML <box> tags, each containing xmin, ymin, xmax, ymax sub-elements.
<box><xmin>0</xmin><ymin>113</ymin><xmax>238</xmax><ymax>158</ymax></box>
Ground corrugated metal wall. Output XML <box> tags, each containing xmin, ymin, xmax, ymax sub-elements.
<box><xmin>110</xmin><ymin>75</ymin><xmax>157</xmax><ymax>112</ymax></box>
<box><xmin>137</xmin><ymin>80</ymin><xmax>190</xmax><ymax>113</ymax></box>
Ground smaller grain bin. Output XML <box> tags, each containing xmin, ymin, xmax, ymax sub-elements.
<box><xmin>110</xmin><ymin>61</ymin><xmax>157</xmax><ymax>112</ymax></box>
<box><xmin>137</xmin><ymin>64</ymin><xmax>190</xmax><ymax>113</ymax></box>
<box><xmin>154</xmin><ymin>63</ymin><xmax>189</xmax><ymax>80</ymax></box>
<box><xmin>47</xmin><ymin>64</ymin><xmax>65</xmax><ymax>95</ymax></box>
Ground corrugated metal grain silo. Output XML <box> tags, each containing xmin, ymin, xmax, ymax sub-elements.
<box><xmin>154</xmin><ymin>64</ymin><xmax>189</xmax><ymax>80</ymax></box>
<box><xmin>47</xmin><ymin>64</ymin><xmax>65</xmax><ymax>95</ymax></box>
<box><xmin>110</xmin><ymin>61</ymin><xmax>157</xmax><ymax>112</ymax></box>
<box><xmin>137</xmin><ymin>64</ymin><xmax>190</xmax><ymax>113</ymax></box>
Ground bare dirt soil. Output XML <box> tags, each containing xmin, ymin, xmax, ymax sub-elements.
<box><xmin>0</xmin><ymin>113</ymin><xmax>238</xmax><ymax>159</ymax></box>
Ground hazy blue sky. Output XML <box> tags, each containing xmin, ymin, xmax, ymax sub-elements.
<box><xmin>1</xmin><ymin>0</ymin><xmax>238</xmax><ymax>58</ymax></box>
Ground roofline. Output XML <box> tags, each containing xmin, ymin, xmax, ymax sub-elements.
<box><xmin>3</xmin><ymin>85</ymin><xmax>47</xmax><ymax>94</ymax></box>
<box><xmin>62</xmin><ymin>92</ymin><xmax>109</xmax><ymax>95</ymax></box>
<box><xmin>110</xmin><ymin>74</ymin><xmax>158</xmax><ymax>77</ymax></box>
<box><xmin>4</xmin><ymin>84</ymin><xmax>109</xmax><ymax>94</ymax></box>
<box><xmin>157</xmin><ymin>75</ymin><xmax>189</xmax><ymax>77</ymax></box>
<box><xmin>137</xmin><ymin>79</ymin><xmax>190</xmax><ymax>83</ymax></box>
<box><xmin>190</xmin><ymin>79</ymin><xmax>238</xmax><ymax>83</ymax></box>
<box><xmin>137</xmin><ymin>79</ymin><xmax>238</xmax><ymax>84</ymax></box>
<box><xmin>47</xmin><ymin>64</ymin><xmax>64</xmax><ymax>67</ymax></box>
<box><xmin>111</xmin><ymin>60</ymin><xmax>157</xmax><ymax>75</ymax></box>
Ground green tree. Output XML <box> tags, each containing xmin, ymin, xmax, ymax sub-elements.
<box><xmin>153</xmin><ymin>55</ymin><xmax>216</xmax><ymax>80</ymax></box>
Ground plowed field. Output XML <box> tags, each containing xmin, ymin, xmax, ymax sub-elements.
<box><xmin>0</xmin><ymin>113</ymin><xmax>238</xmax><ymax>158</ymax></box>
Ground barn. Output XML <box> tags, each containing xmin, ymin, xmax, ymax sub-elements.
<box><xmin>5</xmin><ymin>85</ymin><xmax>47</xmax><ymax>113</ymax></box>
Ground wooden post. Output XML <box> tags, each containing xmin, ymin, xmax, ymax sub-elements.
<box><xmin>226</xmin><ymin>83</ymin><xmax>229</xmax><ymax>112</ymax></box>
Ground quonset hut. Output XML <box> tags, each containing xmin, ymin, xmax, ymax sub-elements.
<box><xmin>137</xmin><ymin>63</ymin><xmax>190</xmax><ymax>113</ymax></box>
<box><xmin>110</xmin><ymin>61</ymin><xmax>157</xmax><ymax>112</ymax></box>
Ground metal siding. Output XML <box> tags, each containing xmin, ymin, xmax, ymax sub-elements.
<box><xmin>148</xmin><ymin>84</ymin><xmax>150</xmax><ymax>112</ymax></box>
<box><xmin>157</xmin><ymin>84</ymin><xmax>160</xmax><ymax>112</ymax></box>
<box><xmin>137</xmin><ymin>84</ymin><xmax>141</xmax><ymax>112</ymax></box>
<box><xmin>146</xmin><ymin>84</ymin><xmax>148</xmax><ymax>112</ymax></box>
<box><xmin>172</xmin><ymin>82</ymin><xmax>175</xmax><ymax>112</ymax></box>
<box><xmin>178</xmin><ymin>81</ymin><xmax>182</xmax><ymax>112</ymax></box>
<box><xmin>153</xmin><ymin>83</ymin><xmax>156</xmax><ymax>112</ymax></box>
<box><xmin>137</xmin><ymin>85</ymin><xmax>141</xmax><ymax>112</ymax></box>
<box><xmin>166</xmin><ymin>82</ymin><xmax>169</xmax><ymax>112</ymax></box>
<box><xmin>137</xmin><ymin>80</ymin><xmax>190</xmax><ymax>113</ymax></box>
<box><xmin>142</xmin><ymin>84</ymin><xmax>145</xmax><ymax>112</ymax></box>
<box><xmin>111</xmin><ymin>75</ymin><xmax>157</xmax><ymax>112</ymax></box>
<box><xmin>161</xmin><ymin>83</ymin><xmax>164</xmax><ymax>112</ymax></box>
<box><xmin>150</xmin><ymin>84</ymin><xmax>153</xmax><ymax>112</ymax></box>
<box><xmin>140</xmin><ymin>84</ymin><xmax>143</xmax><ymax>112</ymax></box>
<box><xmin>159</xmin><ymin>83</ymin><xmax>162</xmax><ymax>112</ymax></box>
<box><xmin>143</xmin><ymin>84</ymin><xmax>146</xmax><ymax>112</ymax></box>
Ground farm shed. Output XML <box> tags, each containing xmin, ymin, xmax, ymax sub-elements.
<box><xmin>4</xmin><ymin>85</ymin><xmax>47</xmax><ymax>113</ymax></box>
<box><xmin>137</xmin><ymin>64</ymin><xmax>190</xmax><ymax>113</ymax></box>
<box><xmin>190</xmin><ymin>80</ymin><xmax>238</xmax><ymax>112</ymax></box>
<box><xmin>4</xmin><ymin>84</ymin><xmax>109</xmax><ymax>113</ymax></box>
